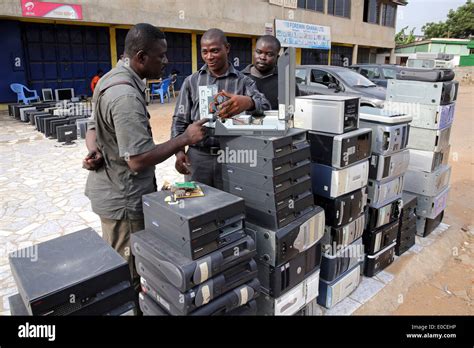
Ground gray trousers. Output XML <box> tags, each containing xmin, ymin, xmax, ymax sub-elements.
<box><xmin>185</xmin><ymin>147</ymin><xmax>223</xmax><ymax>189</ymax></box>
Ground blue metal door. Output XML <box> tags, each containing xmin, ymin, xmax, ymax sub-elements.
<box><xmin>0</xmin><ymin>20</ymin><xmax>27</xmax><ymax>102</ymax></box>
<box><xmin>115</xmin><ymin>30</ymin><xmax>192</xmax><ymax>90</ymax></box>
<box><xmin>22</xmin><ymin>22</ymin><xmax>111</xmax><ymax>97</ymax></box>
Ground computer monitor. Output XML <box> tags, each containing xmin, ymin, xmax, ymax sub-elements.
<box><xmin>42</xmin><ymin>89</ymin><xmax>54</xmax><ymax>102</ymax></box>
<box><xmin>55</xmin><ymin>88</ymin><xmax>75</xmax><ymax>101</ymax></box>
<box><xmin>57</xmin><ymin>125</ymin><xmax>77</xmax><ymax>144</ymax></box>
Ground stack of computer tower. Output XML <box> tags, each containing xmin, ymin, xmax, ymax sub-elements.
<box><xmin>219</xmin><ymin>129</ymin><xmax>325</xmax><ymax>315</ymax></box>
<box><xmin>134</xmin><ymin>184</ymin><xmax>260</xmax><ymax>316</ymax></box>
<box><xmin>386</xmin><ymin>61</ymin><xmax>456</xmax><ymax>238</ymax></box>
<box><xmin>358</xmin><ymin>107</ymin><xmax>413</xmax><ymax>276</ymax></box>
<box><xmin>294</xmin><ymin>95</ymin><xmax>370</xmax><ymax>309</ymax></box>
<box><xmin>8</xmin><ymin>228</ymin><xmax>136</xmax><ymax>316</ymax></box>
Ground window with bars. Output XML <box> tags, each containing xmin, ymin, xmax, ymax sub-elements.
<box><xmin>297</xmin><ymin>0</ymin><xmax>325</xmax><ymax>12</ymax></box>
<box><xmin>328</xmin><ymin>0</ymin><xmax>351</xmax><ymax>18</ymax></box>
<box><xmin>363</xmin><ymin>0</ymin><xmax>381</xmax><ymax>24</ymax></box>
<box><xmin>381</xmin><ymin>3</ymin><xmax>396</xmax><ymax>27</ymax></box>
<box><xmin>330</xmin><ymin>45</ymin><xmax>353</xmax><ymax>66</ymax></box>
<box><xmin>302</xmin><ymin>48</ymin><xmax>329</xmax><ymax>65</ymax></box>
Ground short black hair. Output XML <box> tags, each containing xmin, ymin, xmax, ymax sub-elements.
<box><xmin>124</xmin><ymin>23</ymin><xmax>166</xmax><ymax>56</ymax></box>
<box><xmin>201</xmin><ymin>28</ymin><xmax>228</xmax><ymax>46</ymax></box>
<box><xmin>257</xmin><ymin>35</ymin><xmax>281</xmax><ymax>53</ymax></box>
<box><xmin>97</xmin><ymin>69</ymin><xmax>103</xmax><ymax>74</ymax></box>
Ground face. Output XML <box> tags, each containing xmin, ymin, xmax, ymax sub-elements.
<box><xmin>254</xmin><ymin>40</ymin><xmax>278</xmax><ymax>74</ymax></box>
<box><xmin>201</xmin><ymin>38</ymin><xmax>229</xmax><ymax>74</ymax></box>
<box><xmin>140</xmin><ymin>39</ymin><xmax>168</xmax><ymax>79</ymax></box>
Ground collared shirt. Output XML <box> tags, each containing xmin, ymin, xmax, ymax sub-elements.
<box><xmin>242</xmin><ymin>64</ymin><xmax>301</xmax><ymax>110</ymax></box>
<box><xmin>170</xmin><ymin>63</ymin><xmax>271</xmax><ymax>147</ymax></box>
<box><xmin>85</xmin><ymin>60</ymin><xmax>156</xmax><ymax>220</ymax></box>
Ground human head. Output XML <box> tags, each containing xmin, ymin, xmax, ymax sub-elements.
<box><xmin>124</xmin><ymin>23</ymin><xmax>168</xmax><ymax>79</ymax></box>
<box><xmin>254</xmin><ymin>35</ymin><xmax>281</xmax><ymax>74</ymax></box>
<box><xmin>201</xmin><ymin>28</ymin><xmax>230</xmax><ymax>75</ymax></box>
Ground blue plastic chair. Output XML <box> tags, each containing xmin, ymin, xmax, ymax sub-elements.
<box><xmin>10</xmin><ymin>83</ymin><xmax>40</xmax><ymax>105</ymax></box>
<box><xmin>150</xmin><ymin>78</ymin><xmax>172</xmax><ymax>104</ymax></box>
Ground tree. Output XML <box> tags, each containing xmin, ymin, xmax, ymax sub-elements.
<box><xmin>422</xmin><ymin>0</ymin><xmax>474</xmax><ymax>39</ymax></box>
<box><xmin>396</xmin><ymin>26</ymin><xmax>416</xmax><ymax>45</ymax></box>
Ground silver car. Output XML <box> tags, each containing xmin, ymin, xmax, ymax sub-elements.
<box><xmin>296</xmin><ymin>65</ymin><xmax>387</xmax><ymax>108</ymax></box>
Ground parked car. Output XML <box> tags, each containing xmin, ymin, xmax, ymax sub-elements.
<box><xmin>349</xmin><ymin>64</ymin><xmax>402</xmax><ymax>87</ymax></box>
<box><xmin>296</xmin><ymin>65</ymin><xmax>386</xmax><ymax>108</ymax></box>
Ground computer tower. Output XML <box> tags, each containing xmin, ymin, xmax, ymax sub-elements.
<box><xmin>9</xmin><ymin>228</ymin><xmax>132</xmax><ymax>316</ymax></box>
<box><xmin>314</xmin><ymin>187</ymin><xmax>367</xmax><ymax>227</ymax></box>
<box><xmin>368</xmin><ymin>149</ymin><xmax>410</xmax><ymax>182</ymax></box>
<box><xmin>416</xmin><ymin>211</ymin><xmax>444</xmax><ymax>237</ymax></box>
<box><xmin>294</xmin><ymin>96</ymin><xmax>360</xmax><ymax>134</ymax></box>
<box><xmin>307</xmin><ymin>128</ymin><xmax>372</xmax><ymax>169</ymax></box>
<box><xmin>363</xmin><ymin>220</ymin><xmax>399</xmax><ymax>255</ymax></box>
<box><xmin>387</xmin><ymin>79</ymin><xmax>459</xmax><ymax>106</ymax></box>
<box><xmin>245</xmin><ymin>206</ymin><xmax>325</xmax><ymax>267</ymax></box>
<box><xmin>258</xmin><ymin>242</ymin><xmax>322</xmax><ymax>298</ymax></box>
<box><xmin>257</xmin><ymin>270</ymin><xmax>320</xmax><ymax>316</ymax></box>
<box><xmin>408</xmin><ymin>147</ymin><xmax>450</xmax><ymax>173</ymax></box>
<box><xmin>367</xmin><ymin>175</ymin><xmax>404</xmax><ymax>208</ymax></box>
<box><xmin>131</xmin><ymin>231</ymin><xmax>256</xmax><ymax>293</ymax></box>
<box><xmin>317</xmin><ymin>262</ymin><xmax>362</xmax><ymax>309</ymax></box>
<box><xmin>311</xmin><ymin>161</ymin><xmax>369</xmax><ymax>199</ymax></box>
<box><xmin>404</xmin><ymin>165</ymin><xmax>451</xmax><ymax>197</ymax></box>
<box><xmin>407</xmin><ymin>126</ymin><xmax>451</xmax><ymax>152</ymax></box>
<box><xmin>414</xmin><ymin>186</ymin><xmax>449</xmax><ymax>219</ymax></box>
<box><xmin>364</xmin><ymin>242</ymin><xmax>396</xmax><ymax>277</ymax></box>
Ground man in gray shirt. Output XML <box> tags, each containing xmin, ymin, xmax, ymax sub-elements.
<box><xmin>83</xmin><ymin>23</ymin><xmax>207</xmax><ymax>289</ymax></box>
<box><xmin>171</xmin><ymin>29</ymin><xmax>271</xmax><ymax>188</ymax></box>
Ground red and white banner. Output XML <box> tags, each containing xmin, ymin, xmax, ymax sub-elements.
<box><xmin>21</xmin><ymin>0</ymin><xmax>83</xmax><ymax>20</ymax></box>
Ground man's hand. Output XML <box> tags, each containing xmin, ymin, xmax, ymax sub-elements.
<box><xmin>182</xmin><ymin>118</ymin><xmax>209</xmax><ymax>145</ymax></box>
<box><xmin>217</xmin><ymin>90</ymin><xmax>255</xmax><ymax>119</ymax></box>
<box><xmin>175</xmin><ymin>150</ymin><xmax>191</xmax><ymax>175</ymax></box>
<box><xmin>82</xmin><ymin>150</ymin><xmax>104</xmax><ymax>171</ymax></box>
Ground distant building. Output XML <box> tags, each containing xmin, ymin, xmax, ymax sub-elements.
<box><xmin>395</xmin><ymin>38</ymin><xmax>471</xmax><ymax>66</ymax></box>
<box><xmin>459</xmin><ymin>39</ymin><xmax>474</xmax><ymax>67</ymax></box>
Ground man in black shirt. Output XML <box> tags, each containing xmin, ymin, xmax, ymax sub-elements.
<box><xmin>242</xmin><ymin>35</ymin><xmax>299</xmax><ymax>110</ymax></box>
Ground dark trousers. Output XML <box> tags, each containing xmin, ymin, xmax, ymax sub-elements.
<box><xmin>100</xmin><ymin>215</ymin><xmax>144</xmax><ymax>293</ymax></box>
<box><xmin>185</xmin><ymin>147</ymin><xmax>223</xmax><ymax>189</ymax></box>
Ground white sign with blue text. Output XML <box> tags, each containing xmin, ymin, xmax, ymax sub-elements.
<box><xmin>275</xmin><ymin>19</ymin><xmax>331</xmax><ymax>50</ymax></box>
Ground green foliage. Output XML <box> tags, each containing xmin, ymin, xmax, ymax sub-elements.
<box><xmin>396</xmin><ymin>26</ymin><xmax>416</xmax><ymax>45</ymax></box>
<box><xmin>422</xmin><ymin>0</ymin><xmax>474</xmax><ymax>39</ymax></box>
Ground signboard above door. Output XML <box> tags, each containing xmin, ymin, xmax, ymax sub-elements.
<box><xmin>275</xmin><ymin>19</ymin><xmax>331</xmax><ymax>50</ymax></box>
<box><xmin>21</xmin><ymin>0</ymin><xmax>83</xmax><ymax>20</ymax></box>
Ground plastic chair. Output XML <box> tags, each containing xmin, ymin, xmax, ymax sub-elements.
<box><xmin>10</xmin><ymin>83</ymin><xmax>40</xmax><ymax>104</ymax></box>
<box><xmin>150</xmin><ymin>78</ymin><xmax>172</xmax><ymax>104</ymax></box>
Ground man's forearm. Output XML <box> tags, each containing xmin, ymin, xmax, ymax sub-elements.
<box><xmin>85</xmin><ymin>129</ymin><xmax>98</xmax><ymax>152</ymax></box>
<box><xmin>129</xmin><ymin>134</ymin><xmax>189</xmax><ymax>172</ymax></box>
<box><xmin>171</xmin><ymin>118</ymin><xmax>189</xmax><ymax>155</ymax></box>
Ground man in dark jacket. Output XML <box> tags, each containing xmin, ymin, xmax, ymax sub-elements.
<box><xmin>242</xmin><ymin>35</ymin><xmax>299</xmax><ymax>110</ymax></box>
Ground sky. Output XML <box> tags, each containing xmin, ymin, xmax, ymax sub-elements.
<box><xmin>396</xmin><ymin>0</ymin><xmax>467</xmax><ymax>35</ymax></box>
